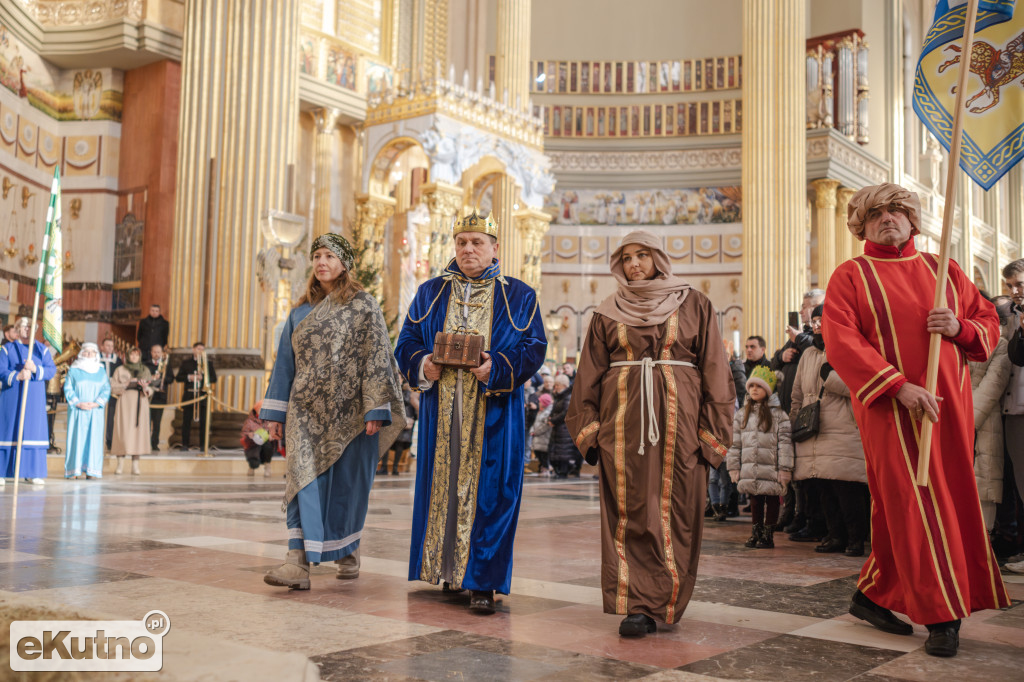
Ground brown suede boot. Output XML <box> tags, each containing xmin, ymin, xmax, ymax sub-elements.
<box><xmin>264</xmin><ymin>549</ymin><xmax>311</xmax><ymax>590</ymax></box>
<box><xmin>335</xmin><ymin>548</ymin><xmax>359</xmax><ymax>579</ymax></box>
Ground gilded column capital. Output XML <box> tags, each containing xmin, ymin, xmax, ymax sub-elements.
<box><xmin>314</xmin><ymin>108</ymin><xmax>342</xmax><ymax>135</ymax></box>
<box><xmin>421</xmin><ymin>182</ymin><xmax>463</xmax><ymax>216</ymax></box>
<box><xmin>811</xmin><ymin>178</ymin><xmax>841</xmax><ymax>209</ymax></box>
<box><xmin>354</xmin><ymin>193</ymin><xmax>396</xmax><ymax>298</ymax></box>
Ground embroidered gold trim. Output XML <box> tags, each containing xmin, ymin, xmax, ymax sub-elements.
<box><xmin>407</xmin><ymin>281</ymin><xmax>451</xmax><ymax>324</ymax></box>
<box><xmin>500</xmin><ymin>282</ymin><xmax>538</xmax><ymax>332</ymax></box>
<box><xmin>658</xmin><ymin>312</ymin><xmax>680</xmax><ymax>622</ymax></box>
<box><xmin>613</xmin><ymin>323</ymin><xmax>633</xmax><ymax>614</ymax></box>
<box><xmin>575</xmin><ymin>421</ymin><xmax>600</xmax><ymax>449</ymax></box>
<box><xmin>419</xmin><ymin>278</ymin><xmax>495</xmax><ymax>586</ymax></box>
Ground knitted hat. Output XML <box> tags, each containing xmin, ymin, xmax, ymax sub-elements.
<box><xmin>746</xmin><ymin>365</ymin><xmax>778</xmax><ymax>396</ymax></box>
<box><xmin>812</xmin><ymin>303</ymin><xmax>823</xmax><ymax>318</ymax></box>
<box><xmin>538</xmin><ymin>393</ymin><xmax>553</xmax><ymax>408</ymax></box>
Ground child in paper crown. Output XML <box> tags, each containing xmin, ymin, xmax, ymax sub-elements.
<box><xmin>241</xmin><ymin>399</ymin><xmax>279</xmax><ymax>478</ymax></box>
<box><xmin>726</xmin><ymin>365</ymin><xmax>794</xmax><ymax>549</ymax></box>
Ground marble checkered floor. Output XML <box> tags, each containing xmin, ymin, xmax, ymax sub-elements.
<box><xmin>2</xmin><ymin>472</ymin><xmax>1023</xmax><ymax>681</ymax></box>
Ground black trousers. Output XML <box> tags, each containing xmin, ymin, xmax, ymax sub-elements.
<box><xmin>105</xmin><ymin>396</ymin><xmax>118</xmax><ymax>449</ymax></box>
<box><xmin>822</xmin><ymin>479</ymin><xmax>869</xmax><ymax>545</ymax></box>
<box><xmin>245</xmin><ymin>441</ymin><xmax>276</xmax><ymax>468</ymax></box>
<box><xmin>181</xmin><ymin>396</ymin><xmax>207</xmax><ymax>449</ymax></box>
<box><xmin>380</xmin><ymin>443</ymin><xmax>409</xmax><ymax>472</ymax></box>
<box><xmin>150</xmin><ymin>399</ymin><xmax>165</xmax><ymax>449</ymax></box>
<box><xmin>800</xmin><ymin>477</ymin><xmax>828</xmax><ymax>536</ymax></box>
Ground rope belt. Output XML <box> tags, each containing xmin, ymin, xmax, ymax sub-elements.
<box><xmin>609</xmin><ymin>357</ymin><xmax>695</xmax><ymax>455</ymax></box>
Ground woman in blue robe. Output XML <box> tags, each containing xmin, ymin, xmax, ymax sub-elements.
<box><xmin>64</xmin><ymin>342</ymin><xmax>111</xmax><ymax>479</ymax></box>
<box><xmin>261</xmin><ymin>234</ymin><xmax>405</xmax><ymax>590</ymax></box>
<box><xmin>0</xmin><ymin>317</ymin><xmax>57</xmax><ymax>484</ymax></box>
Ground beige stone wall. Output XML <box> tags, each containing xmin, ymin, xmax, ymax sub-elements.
<box><xmin>531</xmin><ymin>0</ymin><xmax>743</xmax><ymax>61</ymax></box>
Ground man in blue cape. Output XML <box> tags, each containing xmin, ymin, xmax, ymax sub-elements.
<box><xmin>395</xmin><ymin>210</ymin><xmax>547</xmax><ymax>613</ymax></box>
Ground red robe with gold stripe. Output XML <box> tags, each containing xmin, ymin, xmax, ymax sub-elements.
<box><xmin>823</xmin><ymin>238</ymin><xmax>1010</xmax><ymax>625</ymax></box>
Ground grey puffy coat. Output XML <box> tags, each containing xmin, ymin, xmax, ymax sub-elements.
<box><xmin>789</xmin><ymin>346</ymin><xmax>867</xmax><ymax>483</ymax></box>
<box><xmin>531</xmin><ymin>404</ymin><xmax>554</xmax><ymax>453</ymax></box>
<box><xmin>726</xmin><ymin>393</ymin><xmax>793</xmax><ymax>496</ymax></box>
<box><xmin>970</xmin><ymin>332</ymin><xmax>1010</xmax><ymax>514</ymax></box>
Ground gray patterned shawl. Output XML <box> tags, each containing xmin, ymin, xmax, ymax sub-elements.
<box><xmin>283</xmin><ymin>290</ymin><xmax>405</xmax><ymax>505</ymax></box>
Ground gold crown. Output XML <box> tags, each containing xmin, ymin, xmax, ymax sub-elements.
<box><xmin>453</xmin><ymin>209</ymin><xmax>498</xmax><ymax>238</ymax></box>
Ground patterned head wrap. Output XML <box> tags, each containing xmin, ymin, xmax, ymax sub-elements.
<box><xmin>746</xmin><ymin>365</ymin><xmax>778</xmax><ymax>397</ymax></box>
<box><xmin>846</xmin><ymin>183</ymin><xmax>921</xmax><ymax>241</ymax></box>
<box><xmin>310</xmin><ymin>233</ymin><xmax>355</xmax><ymax>272</ymax></box>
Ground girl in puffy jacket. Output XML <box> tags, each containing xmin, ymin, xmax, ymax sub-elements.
<box><xmin>727</xmin><ymin>366</ymin><xmax>794</xmax><ymax>549</ymax></box>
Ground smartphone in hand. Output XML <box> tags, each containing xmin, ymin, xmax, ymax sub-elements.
<box><xmin>787</xmin><ymin>311</ymin><xmax>800</xmax><ymax>329</ymax></box>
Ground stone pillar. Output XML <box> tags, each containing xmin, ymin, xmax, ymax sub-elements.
<box><xmin>494</xmin><ymin>0</ymin><xmax>531</xmax><ymax>112</ymax></box>
<box><xmin>353</xmin><ymin>193</ymin><xmax>397</xmax><ymax>301</ymax></box>
<box><xmin>312</xmin><ymin>108</ymin><xmax>340</xmax><ymax>238</ymax></box>
<box><xmin>421</xmin><ymin>182</ymin><xmax>463</xmax><ymax>276</ymax></box>
<box><xmin>835</xmin><ymin>186</ymin><xmax>858</xmax><ymax>266</ymax></box>
<box><xmin>956</xmin><ymin>179</ymin><xmax>974</xmax><ymax>283</ymax></box>
<box><xmin>741</xmin><ymin>0</ymin><xmax>806</xmax><ymax>347</ymax></box>
<box><xmin>495</xmin><ymin>176</ymin><xmax>522</xmax><ymax>279</ymax></box>
<box><xmin>514</xmin><ymin>208</ymin><xmax>551</xmax><ymax>292</ymax></box>
<box><xmin>811</xmin><ymin>179</ymin><xmax>840</xmax><ymax>288</ymax></box>
<box><xmin>169</xmin><ymin>0</ymin><xmax>299</xmax><ymax>412</ymax></box>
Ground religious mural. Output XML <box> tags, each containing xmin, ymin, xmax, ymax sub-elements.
<box><xmin>0</xmin><ymin>24</ymin><xmax>122</xmax><ymax>122</ymax></box>
<box><xmin>545</xmin><ymin>187</ymin><xmax>742</xmax><ymax>227</ymax></box>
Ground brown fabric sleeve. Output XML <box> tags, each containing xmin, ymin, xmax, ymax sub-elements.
<box><xmin>567</xmin><ymin>314</ymin><xmax>610</xmax><ymax>454</ymax></box>
<box><xmin>695</xmin><ymin>299</ymin><xmax>736</xmax><ymax>467</ymax></box>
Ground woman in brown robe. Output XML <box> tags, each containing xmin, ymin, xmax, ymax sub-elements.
<box><xmin>110</xmin><ymin>347</ymin><xmax>153</xmax><ymax>475</ymax></box>
<box><xmin>567</xmin><ymin>230</ymin><xmax>735</xmax><ymax>637</ymax></box>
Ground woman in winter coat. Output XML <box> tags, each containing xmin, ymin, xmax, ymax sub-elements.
<box><xmin>789</xmin><ymin>305</ymin><xmax>869</xmax><ymax>557</ymax></box>
<box><xmin>727</xmin><ymin>366</ymin><xmax>793</xmax><ymax>549</ymax></box>
<box><xmin>969</xmin><ymin>303</ymin><xmax>1012</xmax><ymax>529</ymax></box>
<box><xmin>531</xmin><ymin>392</ymin><xmax>554</xmax><ymax>474</ymax></box>
<box><xmin>547</xmin><ymin>374</ymin><xmax>578</xmax><ymax>478</ymax></box>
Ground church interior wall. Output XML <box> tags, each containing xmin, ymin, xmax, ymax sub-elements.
<box><xmin>531</xmin><ymin>0</ymin><xmax>742</xmax><ymax>62</ymax></box>
<box><xmin>119</xmin><ymin>59</ymin><xmax>180</xmax><ymax>321</ymax></box>
<box><xmin>540</xmin><ymin>185</ymin><xmax>743</xmax><ymax>363</ymax></box>
<box><xmin>0</xmin><ymin>20</ymin><xmax>125</xmax><ymax>342</ymax></box>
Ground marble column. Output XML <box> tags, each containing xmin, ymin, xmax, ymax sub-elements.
<box><xmin>169</xmin><ymin>0</ymin><xmax>299</xmax><ymax>412</ymax></box>
<box><xmin>514</xmin><ymin>208</ymin><xmax>551</xmax><ymax>292</ymax></box>
<box><xmin>494</xmin><ymin>0</ymin><xmax>531</xmax><ymax>113</ymax></box>
<box><xmin>421</xmin><ymin>182</ymin><xmax>463</xmax><ymax>277</ymax></box>
<box><xmin>492</xmin><ymin>0</ymin><xmax>532</xmax><ymax>280</ymax></box>
<box><xmin>312</xmin><ymin>108</ymin><xmax>340</xmax><ymax>238</ymax></box>
<box><xmin>835</xmin><ymin>186</ymin><xmax>858</xmax><ymax>264</ymax></box>
<box><xmin>495</xmin><ymin>176</ymin><xmax>522</xmax><ymax>279</ymax></box>
<box><xmin>741</xmin><ymin>0</ymin><xmax>806</xmax><ymax>347</ymax></box>
<box><xmin>956</xmin><ymin>179</ymin><xmax>974</xmax><ymax>283</ymax></box>
<box><xmin>811</xmin><ymin>178</ymin><xmax>840</xmax><ymax>288</ymax></box>
<box><xmin>353</xmin><ymin>193</ymin><xmax>397</xmax><ymax>301</ymax></box>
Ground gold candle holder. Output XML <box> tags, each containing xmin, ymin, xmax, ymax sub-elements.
<box><xmin>23</xmin><ymin>243</ymin><xmax>39</xmax><ymax>265</ymax></box>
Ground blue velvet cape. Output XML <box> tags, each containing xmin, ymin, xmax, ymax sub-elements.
<box><xmin>395</xmin><ymin>259</ymin><xmax>547</xmax><ymax>593</ymax></box>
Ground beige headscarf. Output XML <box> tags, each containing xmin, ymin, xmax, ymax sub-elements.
<box><xmin>594</xmin><ymin>230</ymin><xmax>691</xmax><ymax>327</ymax></box>
<box><xmin>846</xmin><ymin>183</ymin><xmax>922</xmax><ymax>241</ymax></box>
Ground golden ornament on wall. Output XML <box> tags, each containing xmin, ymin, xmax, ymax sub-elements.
<box><xmin>701</xmin><ymin>279</ymin><xmax>711</xmax><ymax>294</ymax></box>
<box><xmin>730</xmin><ymin>278</ymin><xmax>740</xmax><ymax>294</ymax></box>
<box><xmin>561</xmin><ymin>279</ymin><xmax>570</xmax><ymax>294</ymax></box>
<box><xmin>70</xmin><ymin>198</ymin><xmax>82</xmax><ymax>219</ymax></box>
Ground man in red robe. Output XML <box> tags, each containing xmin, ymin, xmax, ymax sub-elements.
<box><xmin>823</xmin><ymin>183</ymin><xmax>1010</xmax><ymax>658</ymax></box>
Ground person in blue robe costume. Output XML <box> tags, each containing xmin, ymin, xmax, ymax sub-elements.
<box><xmin>394</xmin><ymin>210</ymin><xmax>547</xmax><ymax>613</ymax></box>
<box><xmin>261</xmin><ymin>233</ymin><xmax>405</xmax><ymax>590</ymax></box>
<box><xmin>64</xmin><ymin>342</ymin><xmax>111</xmax><ymax>479</ymax></box>
<box><xmin>0</xmin><ymin>317</ymin><xmax>57</xmax><ymax>482</ymax></box>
